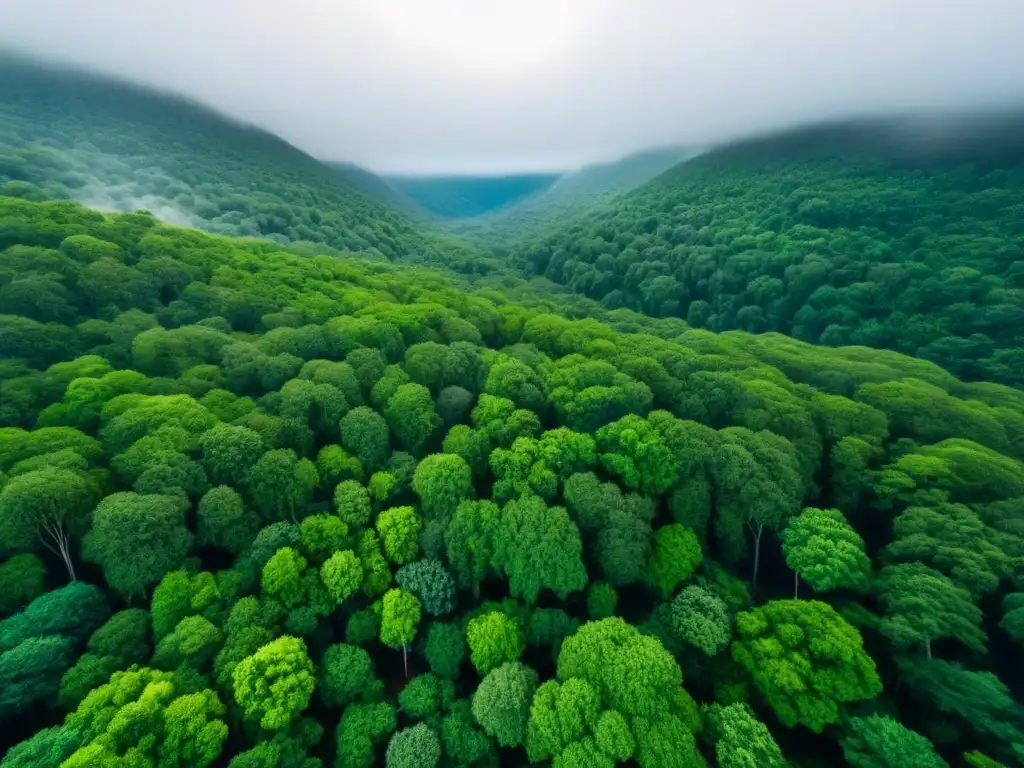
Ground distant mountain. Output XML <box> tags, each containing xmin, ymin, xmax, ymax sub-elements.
<box><xmin>384</xmin><ymin>173</ymin><xmax>562</xmax><ymax>219</ymax></box>
<box><xmin>325</xmin><ymin>160</ymin><xmax>425</xmax><ymax>214</ymax></box>
<box><xmin>513</xmin><ymin>113</ymin><xmax>1024</xmax><ymax>386</ymax></box>
<box><xmin>448</xmin><ymin>146</ymin><xmax>702</xmax><ymax>249</ymax></box>
<box><xmin>0</xmin><ymin>53</ymin><xmax>496</xmax><ymax>273</ymax></box>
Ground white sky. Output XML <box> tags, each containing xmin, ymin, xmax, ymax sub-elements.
<box><xmin>1</xmin><ymin>0</ymin><xmax>1023</xmax><ymax>173</ymax></box>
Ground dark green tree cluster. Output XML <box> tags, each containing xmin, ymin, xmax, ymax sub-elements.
<box><xmin>2</xmin><ymin>192</ymin><xmax>1023</xmax><ymax>767</ymax></box>
<box><xmin>513</xmin><ymin>117</ymin><xmax>1024</xmax><ymax>386</ymax></box>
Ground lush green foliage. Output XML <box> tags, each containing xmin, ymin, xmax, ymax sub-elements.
<box><xmin>514</xmin><ymin>117</ymin><xmax>1024</xmax><ymax>386</ymax></box>
<box><xmin>1</xmin><ymin>111</ymin><xmax>1023</xmax><ymax>767</ymax></box>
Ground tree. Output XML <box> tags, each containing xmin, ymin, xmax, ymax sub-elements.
<box><xmin>783</xmin><ymin>507</ymin><xmax>870</xmax><ymax>596</ymax></box>
<box><xmin>316</xmin><ymin>444</ymin><xmax>364</xmax><ymax>487</ymax></box>
<box><xmin>377</xmin><ymin>506</ymin><xmax>422</xmax><ymax>565</ymax></box>
<box><xmin>0</xmin><ymin>553</ymin><xmax>46</xmax><ymax>614</ymax></box>
<box><xmin>197</xmin><ymin>485</ymin><xmax>258</xmax><ymax>554</ymax></box>
<box><xmin>467</xmin><ymin>611</ymin><xmax>524</xmax><ymax>674</ymax></box>
<box><xmin>646</xmin><ymin>524</ymin><xmax>702</xmax><ymax>598</ymax></box>
<box><xmin>441</xmin><ymin>702</ymin><xmax>492</xmax><ymax>766</ymax></box>
<box><xmin>0</xmin><ymin>467</ymin><xmax>97</xmax><ymax>579</ymax></box>
<box><xmin>380</xmin><ymin>588</ymin><xmax>421</xmax><ymax>677</ymax></box>
<box><xmin>425</xmin><ymin>622</ymin><xmax>465</xmax><ymax>679</ymax></box>
<box><xmin>732</xmin><ymin>600</ymin><xmax>882</xmax><ymax>732</ymax></box>
<box><xmin>386</xmin><ymin>723</ymin><xmax>441</xmax><ymax>768</ymax></box>
<box><xmin>198</xmin><ymin>423</ymin><xmax>264</xmax><ymax>487</ymax></box>
<box><xmin>667</xmin><ymin>586</ymin><xmax>731</xmax><ymax>656</ymax></box>
<box><xmin>878</xmin><ymin>563</ymin><xmax>987</xmax><ymax>657</ymax></box>
<box><xmin>336</xmin><ymin>701</ymin><xmax>397</xmax><ymax>768</ymax></box>
<box><xmin>322</xmin><ymin>550</ymin><xmax>362</xmax><ymax>603</ymax></box>
<box><xmin>334</xmin><ymin>480</ymin><xmax>372</xmax><ymax>528</ymax></box>
<box><xmin>233</xmin><ymin>635</ymin><xmax>315</xmax><ymax>730</ymax></box>
<box><xmin>0</xmin><ymin>635</ymin><xmax>77</xmax><ymax>718</ymax></box>
<box><xmin>395</xmin><ymin>559</ymin><xmax>455</xmax><ymax>616</ymax></box>
<box><xmin>340</xmin><ymin>407</ymin><xmax>391</xmax><ymax>472</ymax></box>
<box><xmin>703</xmin><ymin>703</ymin><xmax>785</xmax><ymax>768</ymax></box>
<box><xmin>525</xmin><ymin>677</ymin><xmax>601</xmax><ymax>762</ymax></box>
<box><xmin>444</xmin><ymin>499</ymin><xmax>501</xmax><ymax>600</ymax></box>
<box><xmin>494</xmin><ymin>495</ymin><xmax>587</xmax><ymax>604</ymax></box>
<box><xmin>246</xmin><ymin>449</ymin><xmax>318</xmax><ymax>523</ymax></box>
<box><xmin>82</xmin><ymin>491</ymin><xmax>193</xmax><ymax>599</ymax></box>
<box><xmin>840</xmin><ymin>715</ymin><xmax>948</xmax><ymax>768</ymax></box>
<box><xmin>320</xmin><ymin>643</ymin><xmax>383</xmax><ymax>708</ymax></box>
<box><xmin>384</xmin><ymin>384</ymin><xmax>441</xmax><ymax>455</ymax></box>
<box><xmin>596</xmin><ymin>414</ymin><xmax>677</xmax><ymax>495</ymax></box>
<box><xmin>471</xmin><ymin>661</ymin><xmax>538</xmax><ymax>747</ymax></box>
<box><xmin>412</xmin><ymin>453</ymin><xmax>473</xmax><ymax>520</ymax></box>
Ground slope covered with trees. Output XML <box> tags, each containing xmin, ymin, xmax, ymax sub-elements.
<box><xmin>450</xmin><ymin>147</ymin><xmax>699</xmax><ymax>249</ymax></box>
<box><xmin>384</xmin><ymin>173</ymin><xmax>562</xmax><ymax>219</ymax></box>
<box><xmin>514</xmin><ymin>116</ymin><xmax>1024</xmax><ymax>386</ymax></box>
<box><xmin>2</xmin><ymin>194</ymin><xmax>1023</xmax><ymax>767</ymax></box>
<box><xmin>0</xmin><ymin>54</ymin><xmax>497</xmax><ymax>274</ymax></box>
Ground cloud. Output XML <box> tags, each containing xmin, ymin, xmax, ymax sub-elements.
<box><xmin>1</xmin><ymin>0</ymin><xmax>1022</xmax><ymax>173</ymax></box>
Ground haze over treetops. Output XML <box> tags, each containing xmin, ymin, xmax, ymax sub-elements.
<box><xmin>1</xmin><ymin>52</ymin><xmax>1023</xmax><ymax>768</ymax></box>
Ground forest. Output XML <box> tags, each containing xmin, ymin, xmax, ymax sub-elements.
<box><xmin>513</xmin><ymin>117</ymin><xmax>1024</xmax><ymax>387</ymax></box>
<box><xmin>2</xmin><ymin>191</ymin><xmax>1024</xmax><ymax>768</ymax></box>
<box><xmin>2</xmin><ymin>53</ymin><xmax>1024</xmax><ymax>768</ymax></box>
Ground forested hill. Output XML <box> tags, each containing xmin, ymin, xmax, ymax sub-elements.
<box><xmin>0</xmin><ymin>54</ymin><xmax>498</xmax><ymax>273</ymax></box>
<box><xmin>450</xmin><ymin>146</ymin><xmax>700</xmax><ymax>249</ymax></box>
<box><xmin>2</xmin><ymin>194</ymin><xmax>1024</xmax><ymax>767</ymax></box>
<box><xmin>513</xmin><ymin>115</ymin><xmax>1024</xmax><ymax>386</ymax></box>
<box><xmin>383</xmin><ymin>173</ymin><xmax>562</xmax><ymax>219</ymax></box>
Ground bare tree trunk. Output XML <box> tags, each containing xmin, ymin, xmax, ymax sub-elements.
<box><xmin>40</xmin><ymin>521</ymin><xmax>76</xmax><ymax>581</ymax></box>
<box><xmin>403</xmin><ymin>644</ymin><xmax>409</xmax><ymax>678</ymax></box>
<box><xmin>794</xmin><ymin>571</ymin><xmax>799</xmax><ymax>599</ymax></box>
<box><xmin>472</xmin><ymin>581</ymin><xmax>480</xmax><ymax>602</ymax></box>
<box><xmin>926</xmin><ymin>641</ymin><xmax>932</xmax><ymax>660</ymax></box>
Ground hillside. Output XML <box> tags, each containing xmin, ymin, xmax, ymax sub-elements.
<box><xmin>384</xmin><ymin>173</ymin><xmax>562</xmax><ymax>218</ymax></box>
<box><xmin>450</xmin><ymin>146</ymin><xmax>701</xmax><ymax>249</ymax></box>
<box><xmin>514</xmin><ymin>115</ymin><xmax>1024</xmax><ymax>386</ymax></box>
<box><xmin>3</xmin><ymin>194</ymin><xmax>1024</xmax><ymax>767</ymax></box>
<box><xmin>0</xmin><ymin>54</ymin><xmax>498</xmax><ymax>273</ymax></box>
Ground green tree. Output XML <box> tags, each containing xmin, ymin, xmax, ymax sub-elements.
<box><xmin>380</xmin><ymin>588</ymin><xmax>421</xmax><ymax>677</ymax></box>
<box><xmin>340</xmin><ymin>406</ymin><xmax>391</xmax><ymax>472</ymax></box>
<box><xmin>425</xmin><ymin>622</ymin><xmax>465</xmax><ymax>679</ymax></box>
<box><xmin>471</xmin><ymin>661</ymin><xmax>538</xmax><ymax>747</ymax></box>
<box><xmin>587</xmin><ymin>582</ymin><xmax>618</xmax><ymax>620</ymax></box>
<box><xmin>320</xmin><ymin>643</ymin><xmax>383</xmax><ymax>708</ymax></box>
<box><xmin>246</xmin><ymin>449</ymin><xmax>318</xmax><ymax>523</ymax></box>
<box><xmin>336</xmin><ymin>701</ymin><xmax>397</xmax><ymax>768</ymax></box>
<box><xmin>494</xmin><ymin>495</ymin><xmax>587</xmax><ymax>604</ymax></box>
<box><xmin>198</xmin><ymin>423</ymin><xmax>265</xmax><ymax>487</ymax></box>
<box><xmin>321</xmin><ymin>550</ymin><xmax>362</xmax><ymax>603</ymax></box>
<box><xmin>667</xmin><ymin>586</ymin><xmax>731</xmax><ymax>656</ymax></box>
<box><xmin>82</xmin><ymin>491</ymin><xmax>193</xmax><ymax>599</ymax></box>
<box><xmin>467</xmin><ymin>611</ymin><xmax>524</xmax><ymax>674</ymax></box>
<box><xmin>596</xmin><ymin>414</ymin><xmax>677</xmax><ymax>495</ymax></box>
<box><xmin>0</xmin><ymin>467</ymin><xmax>97</xmax><ymax>579</ymax></box>
<box><xmin>782</xmin><ymin>507</ymin><xmax>870</xmax><ymax>596</ymax></box>
<box><xmin>412</xmin><ymin>453</ymin><xmax>473</xmax><ymax>520</ymax></box>
<box><xmin>197</xmin><ymin>485</ymin><xmax>258</xmax><ymax>554</ymax></box>
<box><xmin>840</xmin><ymin>714</ymin><xmax>948</xmax><ymax>768</ymax></box>
<box><xmin>395</xmin><ymin>559</ymin><xmax>455</xmax><ymax>616</ymax></box>
<box><xmin>703</xmin><ymin>703</ymin><xmax>786</xmax><ymax>768</ymax></box>
<box><xmin>377</xmin><ymin>506</ymin><xmax>421</xmax><ymax>565</ymax></box>
<box><xmin>647</xmin><ymin>524</ymin><xmax>702</xmax><ymax>598</ymax></box>
<box><xmin>384</xmin><ymin>384</ymin><xmax>441</xmax><ymax>455</ymax></box>
<box><xmin>444</xmin><ymin>499</ymin><xmax>501</xmax><ymax>600</ymax></box>
<box><xmin>732</xmin><ymin>600</ymin><xmax>882</xmax><ymax>732</ymax></box>
<box><xmin>334</xmin><ymin>480</ymin><xmax>372</xmax><ymax>528</ymax></box>
<box><xmin>0</xmin><ymin>553</ymin><xmax>46</xmax><ymax>614</ymax></box>
<box><xmin>0</xmin><ymin>635</ymin><xmax>77</xmax><ymax>718</ymax></box>
<box><xmin>233</xmin><ymin>635</ymin><xmax>315</xmax><ymax>730</ymax></box>
<box><xmin>878</xmin><ymin>562</ymin><xmax>987</xmax><ymax>657</ymax></box>
<box><xmin>386</xmin><ymin>723</ymin><xmax>441</xmax><ymax>768</ymax></box>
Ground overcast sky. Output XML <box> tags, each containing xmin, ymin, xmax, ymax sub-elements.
<box><xmin>1</xmin><ymin>0</ymin><xmax>1023</xmax><ymax>174</ymax></box>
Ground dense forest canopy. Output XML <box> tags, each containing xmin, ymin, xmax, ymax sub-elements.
<box><xmin>2</xmin><ymin>52</ymin><xmax>1024</xmax><ymax>768</ymax></box>
<box><xmin>2</xmin><ymin>193</ymin><xmax>1023</xmax><ymax>768</ymax></box>
<box><xmin>0</xmin><ymin>55</ymin><xmax>498</xmax><ymax>275</ymax></box>
<box><xmin>513</xmin><ymin>115</ymin><xmax>1024</xmax><ymax>386</ymax></box>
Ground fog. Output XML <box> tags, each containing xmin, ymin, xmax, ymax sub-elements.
<box><xmin>1</xmin><ymin>0</ymin><xmax>1022</xmax><ymax>174</ymax></box>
